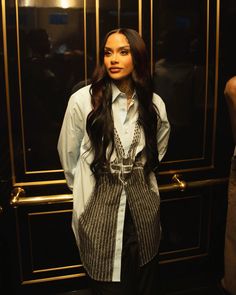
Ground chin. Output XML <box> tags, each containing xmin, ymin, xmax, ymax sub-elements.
<box><xmin>109</xmin><ymin>75</ymin><xmax>131</xmax><ymax>81</ymax></box>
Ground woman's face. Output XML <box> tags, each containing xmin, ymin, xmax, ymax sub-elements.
<box><xmin>104</xmin><ymin>33</ymin><xmax>134</xmax><ymax>81</ymax></box>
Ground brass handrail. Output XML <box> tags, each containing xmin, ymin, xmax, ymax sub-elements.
<box><xmin>10</xmin><ymin>187</ymin><xmax>72</xmax><ymax>206</ymax></box>
<box><xmin>10</xmin><ymin>175</ymin><xmax>228</xmax><ymax>206</ymax></box>
<box><xmin>160</xmin><ymin>174</ymin><xmax>187</xmax><ymax>193</ymax></box>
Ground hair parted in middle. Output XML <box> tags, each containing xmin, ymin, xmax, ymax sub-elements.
<box><xmin>86</xmin><ymin>28</ymin><xmax>161</xmax><ymax>180</ymax></box>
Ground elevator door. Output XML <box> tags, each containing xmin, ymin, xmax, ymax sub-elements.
<box><xmin>0</xmin><ymin>0</ymin><xmax>234</xmax><ymax>294</ymax></box>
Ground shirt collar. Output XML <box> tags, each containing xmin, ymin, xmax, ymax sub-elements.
<box><xmin>111</xmin><ymin>82</ymin><xmax>137</xmax><ymax>103</ymax></box>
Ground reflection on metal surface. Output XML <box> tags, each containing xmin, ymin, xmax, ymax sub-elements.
<box><xmin>18</xmin><ymin>0</ymin><xmax>83</xmax><ymax>8</ymax></box>
<box><xmin>10</xmin><ymin>187</ymin><xmax>26</xmax><ymax>205</ymax></box>
<box><xmin>11</xmin><ymin>192</ymin><xmax>72</xmax><ymax>206</ymax></box>
<box><xmin>0</xmin><ymin>206</ymin><xmax>3</xmax><ymax>215</ymax></box>
<box><xmin>152</xmin><ymin>0</ymin><xmax>216</xmax><ymax>165</ymax></box>
<box><xmin>17</xmin><ymin>2</ymin><xmax>86</xmax><ymax>172</ymax></box>
<box><xmin>172</xmin><ymin>174</ymin><xmax>187</xmax><ymax>191</ymax></box>
<box><xmin>6</xmin><ymin>0</ymin><xmax>221</xmax><ymax>184</ymax></box>
<box><xmin>10</xmin><ymin>177</ymin><xmax>228</xmax><ymax>206</ymax></box>
<box><xmin>187</xmin><ymin>177</ymin><xmax>228</xmax><ymax>189</ymax></box>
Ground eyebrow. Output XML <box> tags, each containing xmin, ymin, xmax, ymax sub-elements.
<box><xmin>104</xmin><ymin>46</ymin><xmax>130</xmax><ymax>50</ymax></box>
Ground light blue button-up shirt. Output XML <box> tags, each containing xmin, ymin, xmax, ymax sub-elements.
<box><xmin>58</xmin><ymin>83</ymin><xmax>170</xmax><ymax>281</ymax></box>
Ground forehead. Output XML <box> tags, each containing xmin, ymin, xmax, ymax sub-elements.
<box><xmin>105</xmin><ymin>33</ymin><xmax>130</xmax><ymax>48</ymax></box>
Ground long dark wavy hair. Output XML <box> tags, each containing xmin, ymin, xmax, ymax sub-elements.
<box><xmin>86</xmin><ymin>28</ymin><xmax>160</xmax><ymax>180</ymax></box>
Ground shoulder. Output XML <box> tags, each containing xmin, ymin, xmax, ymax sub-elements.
<box><xmin>70</xmin><ymin>84</ymin><xmax>91</xmax><ymax>102</ymax></box>
<box><xmin>68</xmin><ymin>84</ymin><xmax>92</xmax><ymax>112</ymax></box>
<box><xmin>225</xmin><ymin>76</ymin><xmax>236</xmax><ymax>100</ymax></box>
<box><xmin>152</xmin><ymin>92</ymin><xmax>166</xmax><ymax>110</ymax></box>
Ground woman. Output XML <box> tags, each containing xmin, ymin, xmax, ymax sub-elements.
<box><xmin>58</xmin><ymin>28</ymin><xmax>170</xmax><ymax>295</ymax></box>
<box><xmin>221</xmin><ymin>76</ymin><xmax>236</xmax><ymax>295</ymax></box>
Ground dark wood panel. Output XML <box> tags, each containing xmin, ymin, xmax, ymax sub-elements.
<box><xmin>16</xmin><ymin>202</ymin><xmax>84</xmax><ymax>283</ymax></box>
<box><xmin>159</xmin><ymin>188</ymin><xmax>211</xmax><ymax>261</ymax></box>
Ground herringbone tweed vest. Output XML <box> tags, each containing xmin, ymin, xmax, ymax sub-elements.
<box><xmin>78</xmin><ymin>122</ymin><xmax>161</xmax><ymax>281</ymax></box>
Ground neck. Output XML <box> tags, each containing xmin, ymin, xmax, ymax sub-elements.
<box><xmin>114</xmin><ymin>77</ymin><xmax>134</xmax><ymax>96</ymax></box>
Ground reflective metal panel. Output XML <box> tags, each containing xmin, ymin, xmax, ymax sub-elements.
<box><xmin>153</xmin><ymin>0</ymin><xmax>213</xmax><ymax>164</ymax></box>
<box><xmin>18</xmin><ymin>2</ymin><xmax>85</xmax><ymax>171</ymax></box>
<box><xmin>4</xmin><ymin>0</ymin><xmax>219</xmax><ymax>182</ymax></box>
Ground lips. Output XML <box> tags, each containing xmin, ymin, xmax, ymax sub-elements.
<box><xmin>109</xmin><ymin>67</ymin><xmax>122</xmax><ymax>73</ymax></box>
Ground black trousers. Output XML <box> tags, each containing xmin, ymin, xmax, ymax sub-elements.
<box><xmin>89</xmin><ymin>206</ymin><xmax>161</xmax><ymax>295</ymax></box>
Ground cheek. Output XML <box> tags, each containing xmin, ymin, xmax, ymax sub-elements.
<box><xmin>104</xmin><ymin>58</ymin><xmax>109</xmax><ymax>69</ymax></box>
<box><xmin>126</xmin><ymin>60</ymin><xmax>134</xmax><ymax>72</ymax></box>
<box><xmin>125</xmin><ymin>56</ymin><xmax>133</xmax><ymax>71</ymax></box>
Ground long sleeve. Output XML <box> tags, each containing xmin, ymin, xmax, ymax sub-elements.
<box><xmin>57</xmin><ymin>94</ymin><xmax>85</xmax><ymax>190</ymax></box>
<box><xmin>224</xmin><ymin>76</ymin><xmax>236</xmax><ymax>145</ymax></box>
<box><xmin>153</xmin><ymin>93</ymin><xmax>170</xmax><ymax>161</ymax></box>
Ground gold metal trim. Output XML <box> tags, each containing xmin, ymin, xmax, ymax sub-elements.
<box><xmin>96</xmin><ymin>0</ymin><xmax>99</xmax><ymax>65</ymax></box>
<box><xmin>11</xmin><ymin>193</ymin><xmax>72</xmax><ymax>206</ymax></box>
<box><xmin>10</xmin><ymin>177</ymin><xmax>228</xmax><ymax>206</ymax></box>
<box><xmin>17</xmin><ymin>0</ymin><xmax>84</xmax><ymax>8</ymax></box>
<box><xmin>10</xmin><ymin>187</ymin><xmax>25</xmax><ymax>205</ymax></box>
<box><xmin>33</xmin><ymin>264</ymin><xmax>83</xmax><ymax>274</ymax></box>
<box><xmin>28</xmin><ymin>209</ymin><xmax>72</xmax><ymax>216</ymax></box>
<box><xmin>2</xmin><ymin>0</ymin><xmax>16</xmax><ymax>185</ymax></box>
<box><xmin>160</xmin><ymin>246</ymin><xmax>200</xmax><ymax>256</ymax></box>
<box><xmin>164</xmin><ymin>156</ymin><xmax>205</xmax><ymax>164</ymax></box>
<box><xmin>159</xmin><ymin>176</ymin><xmax>227</xmax><ymax>193</ymax></box>
<box><xmin>21</xmin><ymin>272</ymin><xmax>86</xmax><ymax>285</ymax></box>
<box><xmin>171</xmin><ymin>174</ymin><xmax>186</xmax><ymax>191</ymax></box>
<box><xmin>15</xmin><ymin>0</ymin><xmax>28</xmax><ymax>175</ymax></box>
<box><xmin>14</xmin><ymin>179</ymin><xmax>66</xmax><ymax>186</ymax></box>
<box><xmin>187</xmin><ymin>177</ymin><xmax>227</xmax><ymax>189</ymax></box>
<box><xmin>160</xmin><ymin>174</ymin><xmax>186</xmax><ymax>193</ymax></box>
<box><xmin>139</xmin><ymin>0</ymin><xmax>142</xmax><ymax>36</ymax></box>
<box><xmin>203</xmin><ymin>0</ymin><xmax>210</xmax><ymax>157</ymax></box>
<box><xmin>15</xmin><ymin>203</ymin><xmax>24</xmax><ymax>281</ymax></box>
<box><xmin>150</xmin><ymin>0</ymin><xmax>153</xmax><ymax>75</ymax></box>
<box><xmin>118</xmin><ymin>0</ymin><xmax>121</xmax><ymax>28</ymax></box>
<box><xmin>159</xmin><ymin>253</ymin><xmax>208</xmax><ymax>264</ymax></box>
<box><xmin>25</xmin><ymin>169</ymin><xmax>63</xmax><ymax>174</ymax></box>
<box><xmin>84</xmin><ymin>0</ymin><xmax>87</xmax><ymax>83</ymax></box>
<box><xmin>160</xmin><ymin>164</ymin><xmax>214</xmax><ymax>175</ymax></box>
<box><xmin>212</xmin><ymin>0</ymin><xmax>220</xmax><ymax>163</ymax></box>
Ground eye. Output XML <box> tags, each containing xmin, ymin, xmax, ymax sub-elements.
<box><xmin>120</xmin><ymin>49</ymin><xmax>129</xmax><ymax>55</ymax></box>
<box><xmin>104</xmin><ymin>50</ymin><xmax>112</xmax><ymax>57</ymax></box>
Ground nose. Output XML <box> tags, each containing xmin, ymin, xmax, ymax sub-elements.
<box><xmin>111</xmin><ymin>53</ymin><xmax>118</xmax><ymax>64</ymax></box>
